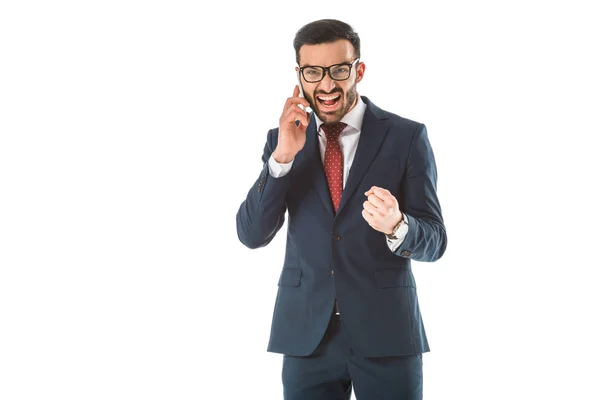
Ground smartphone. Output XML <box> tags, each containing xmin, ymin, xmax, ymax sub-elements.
<box><xmin>297</xmin><ymin>70</ymin><xmax>312</xmax><ymax>114</ymax></box>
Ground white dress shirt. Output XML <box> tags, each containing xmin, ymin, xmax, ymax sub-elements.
<box><xmin>267</xmin><ymin>96</ymin><xmax>408</xmax><ymax>251</ymax></box>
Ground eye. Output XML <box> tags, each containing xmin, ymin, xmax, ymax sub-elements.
<box><xmin>333</xmin><ymin>66</ymin><xmax>350</xmax><ymax>75</ymax></box>
<box><xmin>304</xmin><ymin>68</ymin><xmax>320</xmax><ymax>76</ymax></box>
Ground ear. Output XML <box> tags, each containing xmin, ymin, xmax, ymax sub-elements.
<box><xmin>355</xmin><ymin>62</ymin><xmax>366</xmax><ymax>83</ymax></box>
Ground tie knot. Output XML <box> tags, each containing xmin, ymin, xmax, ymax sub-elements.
<box><xmin>321</xmin><ymin>122</ymin><xmax>347</xmax><ymax>140</ymax></box>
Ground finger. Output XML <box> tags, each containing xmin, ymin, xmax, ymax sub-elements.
<box><xmin>283</xmin><ymin>104</ymin><xmax>310</xmax><ymax>126</ymax></box>
<box><xmin>367</xmin><ymin>194</ymin><xmax>387</xmax><ymax>209</ymax></box>
<box><xmin>363</xmin><ymin>201</ymin><xmax>385</xmax><ymax>217</ymax></box>
<box><xmin>373</xmin><ymin>187</ymin><xmax>391</xmax><ymax>200</ymax></box>
<box><xmin>282</xmin><ymin>103</ymin><xmax>302</xmax><ymax>120</ymax></box>
<box><xmin>362</xmin><ymin>209</ymin><xmax>374</xmax><ymax>225</ymax></box>
<box><xmin>292</xmin><ymin>108</ymin><xmax>310</xmax><ymax>126</ymax></box>
<box><xmin>366</xmin><ymin>187</ymin><xmax>387</xmax><ymax>202</ymax></box>
<box><xmin>283</xmin><ymin>95</ymin><xmax>311</xmax><ymax>111</ymax></box>
<box><xmin>364</xmin><ymin>186</ymin><xmax>377</xmax><ymax>197</ymax></box>
<box><xmin>297</xmin><ymin>118</ymin><xmax>309</xmax><ymax>133</ymax></box>
<box><xmin>366</xmin><ymin>188</ymin><xmax>391</xmax><ymax>205</ymax></box>
<box><xmin>293</xmin><ymin>85</ymin><xmax>299</xmax><ymax>97</ymax></box>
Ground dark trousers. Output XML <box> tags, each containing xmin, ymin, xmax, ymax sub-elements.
<box><xmin>282</xmin><ymin>314</ymin><xmax>423</xmax><ymax>400</ymax></box>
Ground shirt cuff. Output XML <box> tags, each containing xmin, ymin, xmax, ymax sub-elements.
<box><xmin>386</xmin><ymin>215</ymin><xmax>409</xmax><ymax>252</ymax></box>
<box><xmin>268</xmin><ymin>154</ymin><xmax>294</xmax><ymax>178</ymax></box>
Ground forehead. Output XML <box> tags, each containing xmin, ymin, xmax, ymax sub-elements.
<box><xmin>298</xmin><ymin>39</ymin><xmax>355</xmax><ymax>67</ymax></box>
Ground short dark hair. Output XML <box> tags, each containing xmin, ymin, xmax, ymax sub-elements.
<box><xmin>293</xmin><ymin>19</ymin><xmax>360</xmax><ymax>65</ymax></box>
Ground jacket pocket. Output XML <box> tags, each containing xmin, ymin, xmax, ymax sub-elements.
<box><xmin>278</xmin><ymin>268</ymin><xmax>302</xmax><ymax>287</ymax></box>
<box><xmin>373</xmin><ymin>268</ymin><xmax>415</xmax><ymax>288</ymax></box>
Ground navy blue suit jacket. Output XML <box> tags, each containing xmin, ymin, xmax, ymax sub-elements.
<box><xmin>236</xmin><ymin>97</ymin><xmax>447</xmax><ymax>357</ymax></box>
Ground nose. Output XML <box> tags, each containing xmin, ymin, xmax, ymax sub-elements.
<box><xmin>319</xmin><ymin>71</ymin><xmax>336</xmax><ymax>93</ymax></box>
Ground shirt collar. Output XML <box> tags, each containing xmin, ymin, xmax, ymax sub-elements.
<box><xmin>315</xmin><ymin>95</ymin><xmax>366</xmax><ymax>135</ymax></box>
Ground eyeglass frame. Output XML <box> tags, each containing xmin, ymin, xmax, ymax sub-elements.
<box><xmin>298</xmin><ymin>58</ymin><xmax>361</xmax><ymax>83</ymax></box>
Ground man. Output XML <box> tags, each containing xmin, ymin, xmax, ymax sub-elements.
<box><xmin>236</xmin><ymin>19</ymin><xmax>447</xmax><ymax>400</ymax></box>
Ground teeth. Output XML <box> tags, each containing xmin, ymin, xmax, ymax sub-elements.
<box><xmin>317</xmin><ymin>94</ymin><xmax>341</xmax><ymax>101</ymax></box>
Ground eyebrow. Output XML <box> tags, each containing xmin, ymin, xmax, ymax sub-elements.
<box><xmin>299</xmin><ymin>61</ymin><xmax>354</xmax><ymax>68</ymax></box>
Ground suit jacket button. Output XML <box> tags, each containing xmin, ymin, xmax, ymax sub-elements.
<box><xmin>401</xmin><ymin>250</ymin><xmax>412</xmax><ymax>257</ymax></box>
<box><xmin>332</xmin><ymin>234</ymin><xmax>341</xmax><ymax>241</ymax></box>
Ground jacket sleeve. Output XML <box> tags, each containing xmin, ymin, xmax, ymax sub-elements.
<box><xmin>394</xmin><ymin>124</ymin><xmax>447</xmax><ymax>262</ymax></box>
<box><xmin>236</xmin><ymin>129</ymin><xmax>290</xmax><ymax>249</ymax></box>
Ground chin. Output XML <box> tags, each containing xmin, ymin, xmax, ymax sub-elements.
<box><xmin>321</xmin><ymin>115</ymin><xmax>343</xmax><ymax>124</ymax></box>
<box><xmin>316</xmin><ymin>106</ymin><xmax>345</xmax><ymax>123</ymax></box>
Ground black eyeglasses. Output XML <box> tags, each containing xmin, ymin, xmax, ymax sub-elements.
<box><xmin>299</xmin><ymin>58</ymin><xmax>360</xmax><ymax>83</ymax></box>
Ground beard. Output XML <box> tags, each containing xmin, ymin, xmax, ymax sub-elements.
<box><xmin>305</xmin><ymin>82</ymin><xmax>358</xmax><ymax>124</ymax></box>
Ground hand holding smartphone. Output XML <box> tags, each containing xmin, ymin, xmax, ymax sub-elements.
<box><xmin>274</xmin><ymin>84</ymin><xmax>310</xmax><ymax>163</ymax></box>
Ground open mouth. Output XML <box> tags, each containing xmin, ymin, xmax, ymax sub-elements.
<box><xmin>316</xmin><ymin>93</ymin><xmax>342</xmax><ymax>109</ymax></box>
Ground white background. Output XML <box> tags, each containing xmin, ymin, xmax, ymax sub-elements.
<box><xmin>1</xmin><ymin>1</ymin><xmax>599</xmax><ymax>399</ymax></box>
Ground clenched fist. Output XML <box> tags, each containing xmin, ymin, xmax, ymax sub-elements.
<box><xmin>362</xmin><ymin>186</ymin><xmax>403</xmax><ymax>235</ymax></box>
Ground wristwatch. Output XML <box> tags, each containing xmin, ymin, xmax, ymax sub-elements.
<box><xmin>385</xmin><ymin>213</ymin><xmax>408</xmax><ymax>240</ymax></box>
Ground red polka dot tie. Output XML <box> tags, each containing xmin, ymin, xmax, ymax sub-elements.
<box><xmin>322</xmin><ymin>122</ymin><xmax>347</xmax><ymax>213</ymax></box>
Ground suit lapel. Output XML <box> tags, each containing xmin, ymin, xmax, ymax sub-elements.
<box><xmin>336</xmin><ymin>97</ymin><xmax>389</xmax><ymax>217</ymax></box>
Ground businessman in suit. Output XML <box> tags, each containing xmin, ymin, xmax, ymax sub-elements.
<box><xmin>236</xmin><ymin>19</ymin><xmax>447</xmax><ymax>400</ymax></box>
